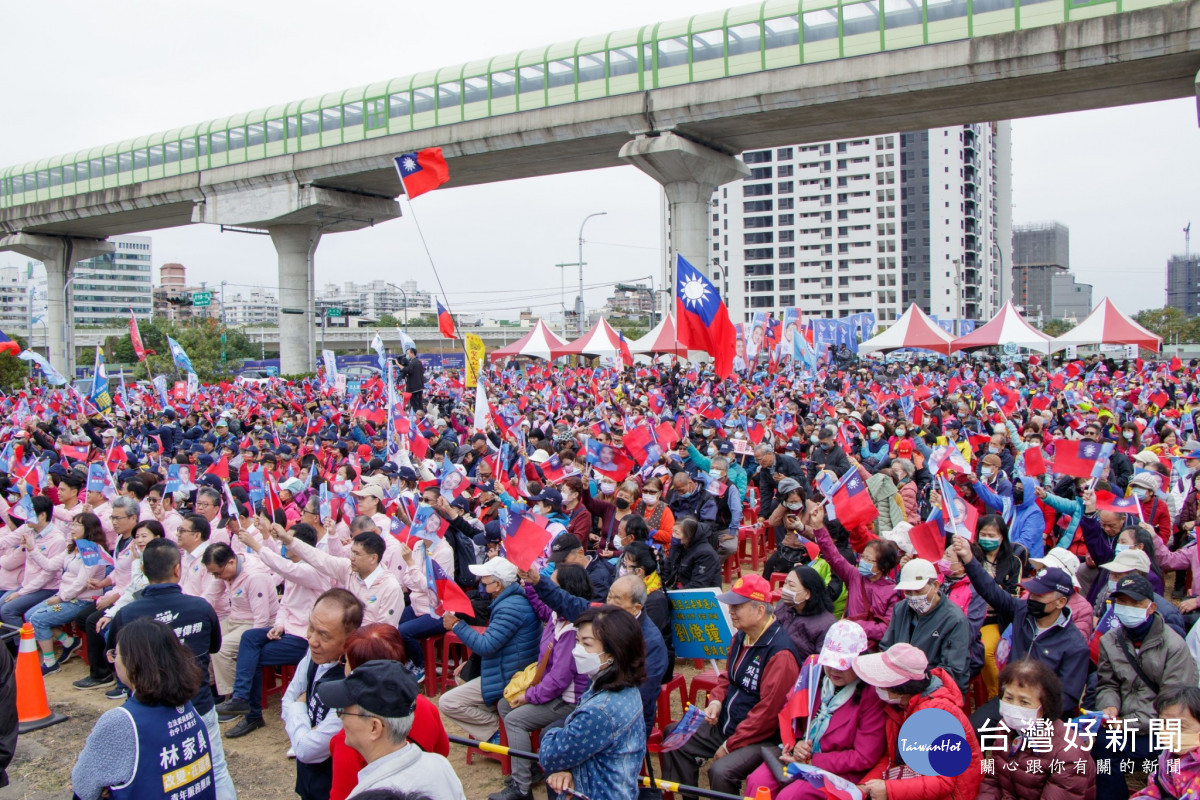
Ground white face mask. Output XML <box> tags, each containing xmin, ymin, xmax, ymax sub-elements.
<box><xmin>998</xmin><ymin>700</ymin><xmax>1041</xmax><ymax>734</ymax></box>
<box><xmin>1113</xmin><ymin>604</ymin><xmax>1150</xmax><ymax>629</ymax></box>
<box><xmin>571</xmin><ymin>644</ymin><xmax>606</xmax><ymax>677</ymax></box>
<box><xmin>907</xmin><ymin>593</ymin><xmax>933</xmax><ymax>615</ymax></box>
<box><xmin>599</xmin><ymin>482</ymin><xmax>616</xmax><ymax>495</ymax></box>
<box><xmin>875</xmin><ymin>686</ymin><xmax>903</xmax><ymax>705</ymax></box>
<box><xmin>642</xmin><ymin>493</ymin><xmax>659</xmax><ymax>507</ymax></box>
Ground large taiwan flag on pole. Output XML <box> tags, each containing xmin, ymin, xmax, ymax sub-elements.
<box><xmin>437</xmin><ymin>300</ymin><xmax>459</xmax><ymax>340</ymax></box>
<box><xmin>393</xmin><ymin>148</ymin><xmax>451</xmax><ymax>199</ymax></box>
<box><xmin>675</xmin><ymin>254</ymin><xmax>736</xmax><ymax>379</ymax></box>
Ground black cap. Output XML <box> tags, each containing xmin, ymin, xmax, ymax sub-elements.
<box><xmin>317</xmin><ymin>659</ymin><xmax>418</xmax><ymax>717</ymax></box>
<box><xmin>484</xmin><ymin>520</ymin><xmax>503</xmax><ymax>543</ymax></box>
<box><xmin>397</xmin><ymin>466</ymin><xmax>418</xmax><ymax>482</ymax></box>
<box><xmin>1113</xmin><ymin>574</ymin><xmax>1154</xmax><ymax>603</ymax></box>
<box><xmin>367</xmin><ymin>458</ymin><xmax>385</xmax><ymax>471</ymax></box>
<box><xmin>548</xmin><ymin>532</ymin><xmax>582</xmax><ymax>564</ymax></box>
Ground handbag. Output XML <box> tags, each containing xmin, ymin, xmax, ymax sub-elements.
<box><xmin>503</xmin><ymin>640</ymin><xmax>555</xmax><ymax>704</ymax></box>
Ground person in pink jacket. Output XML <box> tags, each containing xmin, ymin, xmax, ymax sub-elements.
<box><xmin>203</xmin><ymin>542</ymin><xmax>280</xmax><ymax>699</ymax></box>
<box><xmin>26</xmin><ymin>511</ymin><xmax>109</xmax><ymax>675</ymax></box>
<box><xmin>146</xmin><ymin>483</ymin><xmax>184</xmax><ymax>542</ymax></box>
<box><xmin>810</xmin><ymin>502</ymin><xmax>902</xmax><ymax>646</ymax></box>
<box><xmin>50</xmin><ymin>472</ymin><xmax>87</xmax><ymax>531</ymax></box>
<box><xmin>0</xmin><ymin>496</ymin><xmax>66</xmax><ymax>631</ymax></box>
<box><xmin>746</xmin><ymin>620</ymin><xmax>889</xmax><ymax>800</ymax></box>
<box><xmin>214</xmin><ymin>523</ymin><xmax>333</xmax><ymax>737</ymax></box>
<box><xmin>271</xmin><ymin>521</ymin><xmax>404</xmax><ymax>625</ymax></box>
<box><xmin>0</xmin><ymin>498</ymin><xmax>26</xmax><ymax>593</ymax></box>
<box><xmin>177</xmin><ymin>513</ymin><xmax>224</xmax><ymax>609</ymax></box>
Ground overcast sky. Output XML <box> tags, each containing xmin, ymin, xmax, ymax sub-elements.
<box><xmin>2</xmin><ymin>0</ymin><xmax>1196</xmax><ymax>319</ymax></box>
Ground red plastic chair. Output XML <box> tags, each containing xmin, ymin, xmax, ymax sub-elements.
<box><xmin>688</xmin><ymin>672</ymin><xmax>721</xmax><ymax>707</ymax></box>
<box><xmin>465</xmin><ymin>716</ymin><xmax>512</xmax><ymax>775</ymax></box>
<box><xmin>439</xmin><ymin>632</ymin><xmax>469</xmax><ymax>693</ymax></box>
<box><xmin>738</xmin><ymin>525</ymin><xmax>763</xmax><ymax>570</ymax></box>
<box><xmin>421</xmin><ymin>633</ymin><xmax>446</xmax><ymax>697</ymax></box>
<box><xmin>658</xmin><ymin>674</ymin><xmax>688</xmax><ymax>730</ymax></box>
<box><xmin>261</xmin><ymin>663</ymin><xmax>296</xmax><ymax>709</ymax></box>
<box><xmin>721</xmin><ymin>552</ymin><xmax>742</xmax><ymax>584</ymax></box>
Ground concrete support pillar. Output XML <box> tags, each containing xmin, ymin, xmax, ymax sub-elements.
<box><xmin>620</xmin><ymin>132</ymin><xmax>749</xmax><ymax>295</ymax></box>
<box><xmin>269</xmin><ymin>225</ymin><xmax>321</xmax><ymax>375</ymax></box>
<box><xmin>0</xmin><ymin>233</ymin><xmax>113</xmax><ymax>377</ymax></box>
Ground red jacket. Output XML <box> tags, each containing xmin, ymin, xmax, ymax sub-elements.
<box><xmin>865</xmin><ymin>667</ymin><xmax>983</xmax><ymax>800</ymax></box>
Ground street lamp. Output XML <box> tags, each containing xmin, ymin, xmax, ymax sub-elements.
<box><xmin>576</xmin><ymin>212</ymin><xmax>607</xmax><ymax>337</ymax></box>
<box><xmin>384</xmin><ymin>282</ymin><xmax>410</xmax><ymax>331</ymax></box>
<box><xmin>62</xmin><ymin>270</ymin><xmax>99</xmax><ymax>376</ymax></box>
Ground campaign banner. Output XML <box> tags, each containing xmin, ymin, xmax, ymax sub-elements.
<box><xmin>668</xmin><ymin>588</ymin><xmax>734</xmax><ymax>660</ymax></box>
<box><xmin>465</xmin><ymin>333</ymin><xmax>485</xmax><ymax>388</ymax></box>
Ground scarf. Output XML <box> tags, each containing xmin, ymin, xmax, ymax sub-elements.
<box><xmin>808</xmin><ymin>676</ymin><xmax>858</xmax><ymax>753</ymax></box>
<box><xmin>643</xmin><ymin>570</ymin><xmax>662</xmax><ymax>595</ymax></box>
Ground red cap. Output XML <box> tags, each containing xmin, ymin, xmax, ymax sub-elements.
<box><xmin>717</xmin><ymin>574</ymin><xmax>772</xmax><ymax>605</ymax></box>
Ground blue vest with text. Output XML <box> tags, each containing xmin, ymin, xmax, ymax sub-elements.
<box><xmin>110</xmin><ymin>697</ymin><xmax>216</xmax><ymax>800</ymax></box>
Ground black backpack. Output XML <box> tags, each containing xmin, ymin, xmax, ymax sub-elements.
<box><xmin>445</xmin><ymin>525</ymin><xmax>478</xmax><ymax>590</ymax></box>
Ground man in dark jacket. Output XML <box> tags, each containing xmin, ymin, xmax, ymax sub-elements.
<box><xmin>107</xmin><ymin>539</ymin><xmax>234</xmax><ymax>800</ymax></box>
<box><xmin>752</xmin><ymin>443</ymin><xmax>806</xmax><ymax>518</ymax></box>
<box><xmin>398</xmin><ymin>347</ymin><xmax>426</xmax><ymax>411</ymax></box>
<box><xmin>880</xmin><ymin>558</ymin><xmax>972</xmax><ymax>694</ymax></box>
<box><xmin>806</xmin><ymin>426</ymin><xmax>852</xmax><ymax>484</ymax></box>
<box><xmin>955</xmin><ymin>537</ymin><xmax>1089</xmax><ymax>724</ymax></box>
<box><xmin>667</xmin><ymin>471</ymin><xmax>718</xmax><ymax>548</ymax></box>
<box><xmin>547</xmin><ymin>532</ymin><xmax>614</xmax><ymax>602</ymax></box>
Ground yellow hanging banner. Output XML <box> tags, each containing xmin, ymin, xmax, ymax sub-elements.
<box><xmin>464</xmin><ymin>333</ymin><xmax>486</xmax><ymax>388</ymax></box>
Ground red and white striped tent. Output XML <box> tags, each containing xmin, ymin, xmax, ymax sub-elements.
<box><xmin>558</xmin><ymin>318</ymin><xmax>626</xmax><ymax>361</ymax></box>
<box><xmin>859</xmin><ymin>304</ymin><xmax>955</xmax><ymax>357</ymax></box>
<box><xmin>627</xmin><ymin>315</ymin><xmax>689</xmax><ymax>357</ymax></box>
<box><xmin>489</xmin><ymin>320</ymin><xmax>569</xmax><ymax>361</ymax></box>
<box><xmin>1050</xmin><ymin>298</ymin><xmax>1162</xmax><ymax>353</ymax></box>
<box><xmin>950</xmin><ymin>300</ymin><xmax>1052</xmax><ymax>354</ymax></box>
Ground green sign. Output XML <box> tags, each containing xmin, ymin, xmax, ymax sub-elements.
<box><xmin>326</xmin><ymin>307</ymin><xmax>343</xmax><ymax>318</ymax></box>
<box><xmin>191</xmin><ymin>291</ymin><xmax>211</xmax><ymax>307</ymax></box>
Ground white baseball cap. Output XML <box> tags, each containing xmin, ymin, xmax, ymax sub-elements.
<box><xmin>468</xmin><ymin>557</ymin><xmax>518</xmax><ymax>583</ymax></box>
<box><xmin>894</xmin><ymin>558</ymin><xmax>938</xmax><ymax>592</ymax></box>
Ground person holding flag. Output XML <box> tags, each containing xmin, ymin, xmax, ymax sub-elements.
<box><xmin>24</xmin><ymin>511</ymin><xmax>110</xmax><ymax>675</ymax></box>
<box><xmin>0</xmin><ymin>495</ymin><xmax>66</xmax><ymax>633</ymax></box>
<box><xmin>398</xmin><ymin>346</ymin><xmax>426</xmax><ymax>412</ymax></box>
<box><xmin>880</xmin><ymin>554</ymin><xmax>973</xmax><ymax>694</ymax></box>
<box><xmin>745</xmin><ymin>620</ymin><xmax>886</xmax><ymax>800</ymax></box>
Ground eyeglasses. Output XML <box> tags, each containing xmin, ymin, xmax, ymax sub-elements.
<box><xmin>111</xmin><ymin>514</ymin><xmax>132</xmax><ymax>521</ymax></box>
<box><xmin>178</xmin><ymin>527</ymin><xmax>196</xmax><ymax>534</ymax></box>
<box><xmin>337</xmin><ymin>710</ymin><xmax>379</xmax><ymax>721</ymax></box>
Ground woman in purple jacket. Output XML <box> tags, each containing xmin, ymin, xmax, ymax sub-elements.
<box><xmin>495</xmin><ymin>563</ymin><xmax>594</xmax><ymax>800</ymax></box>
<box><xmin>746</xmin><ymin>620</ymin><xmax>889</xmax><ymax>799</ymax></box>
<box><xmin>810</xmin><ymin>502</ymin><xmax>901</xmax><ymax>646</ymax></box>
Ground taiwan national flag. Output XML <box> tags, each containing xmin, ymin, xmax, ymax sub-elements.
<box><xmin>425</xmin><ymin>547</ymin><xmax>474</xmax><ymax>616</ymax></box>
<box><xmin>829</xmin><ymin>469</ymin><xmax>878</xmax><ymax>529</ymax></box>
<box><xmin>1053</xmin><ymin>439</ymin><xmax>1114</xmax><ymax>479</ymax></box>
<box><xmin>675</xmin><ymin>254</ymin><xmax>736</xmax><ymax>380</ymax></box>
<box><xmin>779</xmin><ymin>654</ymin><xmax>822</xmax><ymax>750</ymax></box>
<box><xmin>436</xmin><ymin>300</ymin><xmax>458</xmax><ymax>340</ymax></box>
<box><xmin>393</xmin><ymin>147</ymin><xmax>451</xmax><ymax>199</ymax></box>
<box><xmin>1095</xmin><ymin>490</ymin><xmax>1141</xmax><ymax>515</ymax></box>
<box><xmin>0</xmin><ymin>330</ymin><xmax>18</xmax><ymax>357</ymax></box>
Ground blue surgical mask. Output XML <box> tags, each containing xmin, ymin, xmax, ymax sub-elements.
<box><xmin>1113</xmin><ymin>604</ymin><xmax>1150</xmax><ymax>629</ymax></box>
<box><xmin>858</xmin><ymin>560</ymin><xmax>875</xmax><ymax>577</ymax></box>
<box><xmin>1114</xmin><ymin>544</ymin><xmax>1131</xmax><ymax>556</ymax></box>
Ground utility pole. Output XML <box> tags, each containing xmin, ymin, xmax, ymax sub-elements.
<box><xmin>555</xmin><ymin>262</ymin><xmax>583</xmax><ymax>338</ymax></box>
<box><xmin>577</xmin><ymin>212</ymin><xmax>607</xmax><ymax>338</ymax></box>
<box><xmin>220</xmin><ymin>280</ymin><xmax>227</xmax><ymax>368</ymax></box>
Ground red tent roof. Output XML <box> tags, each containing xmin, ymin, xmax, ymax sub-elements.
<box><xmin>1051</xmin><ymin>298</ymin><xmax>1161</xmax><ymax>353</ymax></box>
<box><xmin>858</xmin><ymin>304</ymin><xmax>954</xmax><ymax>356</ymax></box>
<box><xmin>950</xmin><ymin>300</ymin><xmax>1051</xmax><ymax>354</ymax></box>
<box><xmin>627</xmin><ymin>315</ymin><xmax>688</xmax><ymax>357</ymax></box>
<box><xmin>558</xmin><ymin>318</ymin><xmax>625</xmax><ymax>359</ymax></box>
<box><xmin>488</xmin><ymin>320</ymin><xmax>568</xmax><ymax>361</ymax></box>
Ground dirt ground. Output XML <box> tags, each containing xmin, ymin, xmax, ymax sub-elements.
<box><xmin>3</xmin><ymin>657</ymin><xmax>709</xmax><ymax>800</ymax></box>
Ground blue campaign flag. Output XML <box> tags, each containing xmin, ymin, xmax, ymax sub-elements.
<box><xmin>167</xmin><ymin>337</ymin><xmax>196</xmax><ymax>375</ymax></box>
<box><xmin>77</xmin><ymin>539</ymin><xmax>115</xmax><ymax>569</ymax></box>
<box><xmin>90</xmin><ymin>347</ymin><xmax>113</xmax><ymax>412</ymax></box>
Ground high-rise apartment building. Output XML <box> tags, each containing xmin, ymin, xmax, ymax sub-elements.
<box><xmin>709</xmin><ymin>123</ymin><xmax>1011</xmax><ymax>333</ymax></box>
<box><xmin>1167</xmin><ymin>254</ymin><xmax>1200</xmax><ymax>317</ymax></box>
<box><xmin>1012</xmin><ymin>222</ymin><xmax>1093</xmax><ymax>323</ymax></box>
<box><xmin>73</xmin><ymin>235</ymin><xmax>153</xmax><ymax>325</ymax></box>
<box><xmin>316</xmin><ymin>279</ymin><xmax>432</xmax><ymax>320</ymax></box>
<box><xmin>223</xmin><ymin>289</ymin><xmax>279</xmax><ymax>326</ymax></box>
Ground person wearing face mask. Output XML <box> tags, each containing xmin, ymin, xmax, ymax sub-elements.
<box><xmin>685</xmin><ymin>437</ymin><xmax>749</xmax><ymax>497</ymax></box>
<box><xmin>880</xmin><ymin>558</ymin><xmax>972</xmax><ymax>694</ymax></box>
<box><xmin>579</xmin><ymin>472</ymin><xmax>620</xmax><ymax>548</ymax></box>
<box><xmin>439</xmin><ymin>557</ymin><xmax>541</xmax><ymax>746</ymax></box>
<box><xmin>937</xmin><ymin>544</ymin><xmax>987</xmax><ymax>688</ymax></box>
<box><xmin>745</xmin><ymin>621</ymin><xmax>887</xmax><ymax>800</ymax></box>
<box><xmin>811</xmin><ymin>503</ymin><xmax>901</xmax><ymax>647</ymax></box>
<box><xmin>774</xmin><ymin>565</ymin><xmax>836</xmax><ymax>663</ymax></box>
<box><xmin>662</xmin><ymin>516</ymin><xmax>721</xmax><ymax>590</ymax></box>
<box><xmin>536</xmin><ymin>606</ymin><xmax>648</xmax><ymax>800</ymax></box>
<box><xmin>631</xmin><ymin>477</ymin><xmax>676</xmax><ymax>550</ymax></box>
<box><xmin>666</xmin><ymin>470</ymin><xmax>718</xmax><ymax>547</ymax></box>
<box><xmin>1132</xmin><ymin>685</ymin><xmax>1200</xmax><ymax>799</ymax></box>
<box><xmin>699</xmin><ymin>456</ymin><xmax>743</xmax><ymax>560</ymax></box>
<box><xmin>1095</xmin><ymin>574</ymin><xmax>1198</xmax><ymax>800</ymax></box>
<box><xmin>971</xmin><ymin>454</ymin><xmax>1014</xmax><ymax>518</ymax></box>
<box><xmin>978</xmin><ymin>659</ymin><xmax>1096</xmax><ymax>800</ymax></box>
<box><xmin>1092</xmin><ymin>547</ymin><xmax>1186</xmax><ymax>638</ymax></box>
<box><xmin>618</xmin><ymin>542</ymin><xmax>673</xmax><ymax>676</ymax></box>
<box><xmin>888</xmin><ymin>423</ymin><xmax>915</xmax><ymax>464</ymax></box>
<box><xmin>763</xmin><ymin>481</ymin><xmax>816</xmax><ymax>578</ymax></box>
<box><xmin>851</xmin><ymin>643</ymin><xmax>982</xmax><ymax>800</ymax></box>
<box><xmin>547</xmin><ymin>532</ymin><xmax>614</xmax><ymax>603</ymax></box>
<box><xmin>860</xmin><ymin>424</ymin><xmax>890</xmax><ymax>474</ymax></box>
<box><xmin>1128</xmin><ymin>471</ymin><xmax>1173</xmax><ymax>547</ymax></box>
<box><xmin>806</xmin><ymin>427</ymin><xmax>852</xmax><ymax>486</ymax></box>
<box><xmin>953</xmin><ymin>537</ymin><xmax>1089</xmax><ymax>723</ymax></box>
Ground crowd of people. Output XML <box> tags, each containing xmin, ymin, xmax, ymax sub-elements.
<box><xmin>1</xmin><ymin>348</ymin><xmax>1199</xmax><ymax>800</ymax></box>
